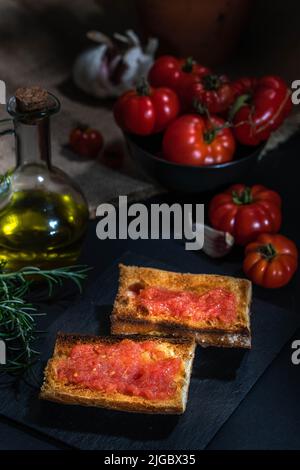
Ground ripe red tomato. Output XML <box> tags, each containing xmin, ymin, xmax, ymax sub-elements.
<box><xmin>231</xmin><ymin>76</ymin><xmax>292</xmax><ymax>146</ymax></box>
<box><xmin>163</xmin><ymin>115</ymin><xmax>235</xmax><ymax>166</ymax></box>
<box><xmin>148</xmin><ymin>55</ymin><xmax>210</xmax><ymax>104</ymax></box>
<box><xmin>209</xmin><ymin>184</ymin><xmax>282</xmax><ymax>245</ymax></box>
<box><xmin>114</xmin><ymin>81</ymin><xmax>179</xmax><ymax>135</ymax></box>
<box><xmin>185</xmin><ymin>74</ymin><xmax>235</xmax><ymax>114</ymax></box>
<box><xmin>148</xmin><ymin>55</ymin><xmax>182</xmax><ymax>90</ymax></box>
<box><xmin>231</xmin><ymin>77</ymin><xmax>257</xmax><ymax>97</ymax></box>
<box><xmin>243</xmin><ymin>233</ymin><xmax>298</xmax><ymax>288</ymax></box>
<box><xmin>69</xmin><ymin>127</ymin><xmax>104</xmax><ymax>158</ymax></box>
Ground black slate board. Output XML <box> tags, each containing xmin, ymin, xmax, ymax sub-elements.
<box><xmin>0</xmin><ymin>251</ymin><xmax>299</xmax><ymax>450</ymax></box>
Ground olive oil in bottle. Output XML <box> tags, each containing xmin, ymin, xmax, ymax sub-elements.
<box><xmin>0</xmin><ymin>189</ymin><xmax>88</xmax><ymax>270</ymax></box>
<box><xmin>0</xmin><ymin>88</ymin><xmax>88</xmax><ymax>270</ymax></box>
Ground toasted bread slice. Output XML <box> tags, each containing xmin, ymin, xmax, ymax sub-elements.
<box><xmin>40</xmin><ymin>332</ymin><xmax>196</xmax><ymax>414</ymax></box>
<box><xmin>111</xmin><ymin>265</ymin><xmax>252</xmax><ymax>348</ymax></box>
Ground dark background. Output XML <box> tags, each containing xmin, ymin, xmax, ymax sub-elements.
<box><xmin>0</xmin><ymin>0</ymin><xmax>300</xmax><ymax>450</ymax></box>
<box><xmin>1</xmin><ymin>134</ymin><xmax>300</xmax><ymax>450</ymax></box>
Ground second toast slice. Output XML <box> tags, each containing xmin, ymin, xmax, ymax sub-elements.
<box><xmin>111</xmin><ymin>264</ymin><xmax>252</xmax><ymax>348</ymax></box>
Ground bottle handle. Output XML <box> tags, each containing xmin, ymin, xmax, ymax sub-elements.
<box><xmin>0</xmin><ymin>118</ymin><xmax>14</xmax><ymax>137</ymax></box>
<box><xmin>0</xmin><ymin>119</ymin><xmax>14</xmax><ymax>196</ymax></box>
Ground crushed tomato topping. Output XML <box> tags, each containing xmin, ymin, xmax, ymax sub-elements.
<box><xmin>56</xmin><ymin>340</ymin><xmax>181</xmax><ymax>401</ymax></box>
<box><xmin>136</xmin><ymin>287</ymin><xmax>237</xmax><ymax>324</ymax></box>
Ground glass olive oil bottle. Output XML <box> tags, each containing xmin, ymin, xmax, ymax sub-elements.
<box><xmin>0</xmin><ymin>88</ymin><xmax>88</xmax><ymax>270</ymax></box>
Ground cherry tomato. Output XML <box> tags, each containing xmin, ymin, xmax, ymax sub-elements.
<box><xmin>243</xmin><ymin>233</ymin><xmax>298</xmax><ymax>288</ymax></box>
<box><xmin>185</xmin><ymin>74</ymin><xmax>235</xmax><ymax>114</ymax></box>
<box><xmin>209</xmin><ymin>184</ymin><xmax>282</xmax><ymax>245</ymax></box>
<box><xmin>163</xmin><ymin>115</ymin><xmax>235</xmax><ymax>166</ymax></box>
<box><xmin>69</xmin><ymin>127</ymin><xmax>104</xmax><ymax>158</ymax></box>
<box><xmin>231</xmin><ymin>76</ymin><xmax>292</xmax><ymax>146</ymax></box>
<box><xmin>114</xmin><ymin>80</ymin><xmax>179</xmax><ymax>135</ymax></box>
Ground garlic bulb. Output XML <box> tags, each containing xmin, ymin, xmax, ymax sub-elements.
<box><xmin>73</xmin><ymin>30</ymin><xmax>158</xmax><ymax>98</ymax></box>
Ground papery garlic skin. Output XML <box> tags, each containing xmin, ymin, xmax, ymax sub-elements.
<box><xmin>73</xmin><ymin>30</ymin><xmax>158</xmax><ymax>99</ymax></box>
<box><xmin>203</xmin><ymin>224</ymin><xmax>235</xmax><ymax>258</ymax></box>
<box><xmin>177</xmin><ymin>223</ymin><xmax>235</xmax><ymax>258</ymax></box>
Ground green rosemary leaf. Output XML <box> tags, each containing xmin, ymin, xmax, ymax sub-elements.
<box><xmin>0</xmin><ymin>264</ymin><xmax>90</xmax><ymax>376</ymax></box>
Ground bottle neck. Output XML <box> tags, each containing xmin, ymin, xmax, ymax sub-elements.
<box><xmin>15</xmin><ymin>117</ymin><xmax>51</xmax><ymax>168</ymax></box>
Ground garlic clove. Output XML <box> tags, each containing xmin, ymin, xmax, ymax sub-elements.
<box><xmin>113</xmin><ymin>32</ymin><xmax>131</xmax><ymax>44</ymax></box>
<box><xmin>203</xmin><ymin>224</ymin><xmax>235</xmax><ymax>258</ymax></box>
<box><xmin>87</xmin><ymin>30</ymin><xmax>113</xmax><ymax>47</ymax></box>
<box><xmin>124</xmin><ymin>30</ymin><xmax>140</xmax><ymax>46</ymax></box>
<box><xmin>146</xmin><ymin>37</ymin><xmax>159</xmax><ymax>56</ymax></box>
<box><xmin>177</xmin><ymin>222</ymin><xmax>235</xmax><ymax>258</ymax></box>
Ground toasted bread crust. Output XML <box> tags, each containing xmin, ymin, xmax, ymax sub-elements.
<box><xmin>40</xmin><ymin>333</ymin><xmax>196</xmax><ymax>414</ymax></box>
<box><xmin>111</xmin><ymin>318</ymin><xmax>251</xmax><ymax>348</ymax></box>
<box><xmin>111</xmin><ymin>264</ymin><xmax>252</xmax><ymax>348</ymax></box>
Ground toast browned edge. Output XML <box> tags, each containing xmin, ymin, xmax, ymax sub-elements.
<box><xmin>111</xmin><ymin>318</ymin><xmax>251</xmax><ymax>348</ymax></box>
<box><xmin>40</xmin><ymin>332</ymin><xmax>196</xmax><ymax>415</ymax></box>
<box><xmin>111</xmin><ymin>264</ymin><xmax>252</xmax><ymax>349</ymax></box>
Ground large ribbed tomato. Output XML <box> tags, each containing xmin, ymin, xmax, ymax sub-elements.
<box><xmin>185</xmin><ymin>74</ymin><xmax>235</xmax><ymax>114</ymax></box>
<box><xmin>231</xmin><ymin>76</ymin><xmax>292</xmax><ymax>146</ymax></box>
<box><xmin>243</xmin><ymin>234</ymin><xmax>298</xmax><ymax>288</ymax></box>
<box><xmin>209</xmin><ymin>184</ymin><xmax>282</xmax><ymax>245</ymax></box>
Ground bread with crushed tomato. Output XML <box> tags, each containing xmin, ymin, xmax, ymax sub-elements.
<box><xmin>111</xmin><ymin>264</ymin><xmax>252</xmax><ymax>348</ymax></box>
<box><xmin>40</xmin><ymin>332</ymin><xmax>196</xmax><ymax>414</ymax></box>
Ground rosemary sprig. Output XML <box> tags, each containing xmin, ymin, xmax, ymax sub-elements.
<box><xmin>0</xmin><ymin>263</ymin><xmax>90</xmax><ymax>376</ymax></box>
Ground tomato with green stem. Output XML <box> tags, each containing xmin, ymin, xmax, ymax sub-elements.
<box><xmin>114</xmin><ymin>79</ymin><xmax>179</xmax><ymax>135</ymax></box>
<box><xmin>69</xmin><ymin>127</ymin><xmax>104</xmax><ymax>158</ymax></box>
<box><xmin>148</xmin><ymin>55</ymin><xmax>210</xmax><ymax>106</ymax></box>
<box><xmin>231</xmin><ymin>76</ymin><xmax>292</xmax><ymax>146</ymax></box>
<box><xmin>243</xmin><ymin>233</ymin><xmax>298</xmax><ymax>288</ymax></box>
<box><xmin>163</xmin><ymin>114</ymin><xmax>235</xmax><ymax>166</ymax></box>
<box><xmin>185</xmin><ymin>73</ymin><xmax>235</xmax><ymax>114</ymax></box>
<box><xmin>209</xmin><ymin>184</ymin><xmax>282</xmax><ymax>245</ymax></box>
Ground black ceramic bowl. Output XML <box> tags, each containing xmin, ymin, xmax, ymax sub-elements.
<box><xmin>125</xmin><ymin>133</ymin><xmax>265</xmax><ymax>193</ymax></box>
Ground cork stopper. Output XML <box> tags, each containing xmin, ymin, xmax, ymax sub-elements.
<box><xmin>15</xmin><ymin>86</ymin><xmax>49</xmax><ymax>113</ymax></box>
